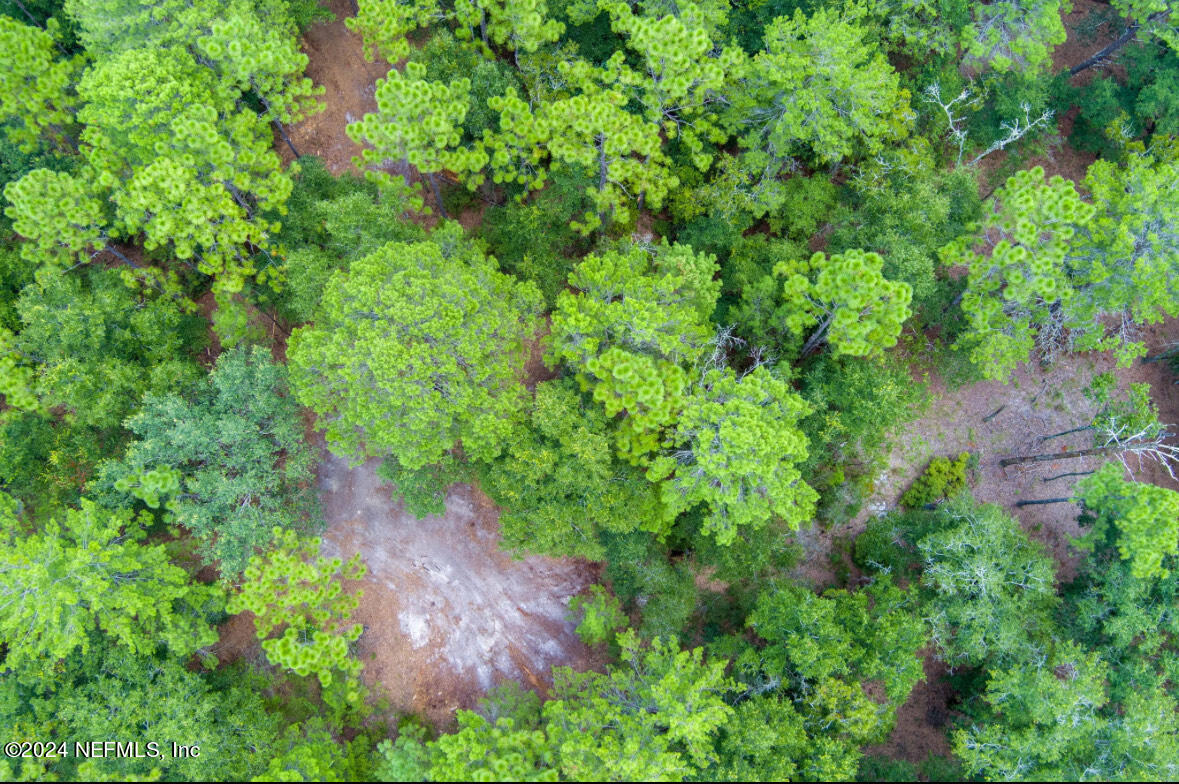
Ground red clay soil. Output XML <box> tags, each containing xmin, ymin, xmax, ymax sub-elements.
<box><xmin>278</xmin><ymin>0</ymin><xmax>391</xmax><ymax>174</ymax></box>
<box><xmin>314</xmin><ymin>442</ymin><xmax>600</xmax><ymax>728</ymax></box>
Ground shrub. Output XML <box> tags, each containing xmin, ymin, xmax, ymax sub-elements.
<box><xmin>900</xmin><ymin>452</ymin><xmax>972</xmax><ymax>509</ymax></box>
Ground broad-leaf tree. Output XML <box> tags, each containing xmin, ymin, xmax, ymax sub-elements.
<box><xmin>918</xmin><ymin>495</ymin><xmax>1059</xmax><ymax>666</ymax></box>
<box><xmin>93</xmin><ymin>345</ymin><xmax>319</xmax><ymax>578</ymax></box>
<box><xmin>729</xmin><ymin>6</ymin><xmax>912</xmax><ymax>165</ymax></box>
<box><xmin>1074</xmin><ymin>462</ymin><xmax>1179</xmax><ymax>580</ymax></box>
<box><xmin>477</xmin><ymin>379</ymin><xmax>667</xmax><ymax>560</ymax></box>
<box><xmin>953</xmin><ymin>641</ymin><xmax>1112</xmax><ymax>781</ymax></box>
<box><xmin>543</xmin><ymin>630</ymin><xmax>735</xmax><ymax>780</ymax></box>
<box><xmin>744</xmin><ymin>577</ymin><xmax>927</xmax><ymax>728</ymax></box>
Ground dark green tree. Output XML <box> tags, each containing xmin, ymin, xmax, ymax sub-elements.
<box><xmin>93</xmin><ymin>345</ymin><xmax>319</xmax><ymax>577</ymax></box>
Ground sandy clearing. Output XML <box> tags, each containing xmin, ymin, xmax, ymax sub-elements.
<box><xmin>314</xmin><ymin>445</ymin><xmax>600</xmax><ymax>727</ymax></box>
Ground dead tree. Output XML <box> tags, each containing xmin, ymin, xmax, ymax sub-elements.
<box><xmin>1001</xmin><ymin>418</ymin><xmax>1179</xmax><ymax>480</ymax></box>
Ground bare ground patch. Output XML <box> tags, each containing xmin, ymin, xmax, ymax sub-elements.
<box><xmin>279</xmin><ymin>0</ymin><xmax>390</xmax><ymax>174</ymax></box>
<box><xmin>314</xmin><ymin>445</ymin><xmax>600</xmax><ymax>728</ymax></box>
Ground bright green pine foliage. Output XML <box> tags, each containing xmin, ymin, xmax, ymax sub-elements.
<box><xmin>348</xmin><ymin>0</ymin><xmax>563</xmax><ymax>60</ymax></box>
<box><xmin>648</xmin><ymin>366</ymin><xmax>816</xmax><ymax>546</ymax></box>
<box><xmin>918</xmin><ymin>496</ymin><xmax>1059</xmax><ymax>666</ymax></box>
<box><xmin>539</xmin><ymin>66</ymin><xmax>675</xmax><ymax>233</ymax></box>
<box><xmin>477</xmin><ymin>379</ymin><xmax>666</xmax><ymax>560</ymax></box>
<box><xmin>75</xmin><ymin>46</ymin><xmax>289</xmax><ymax>287</ymax></box>
<box><xmin>375</xmin><ymin>689</ymin><xmax>556</xmax><ymax>781</ymax></box>
<box><xmin>547</xmin><ymin>242</ymin><xmax>719</xmax><ymax>463</ymax></box>
<box><xmin>288</xmin><ymin>234</ymin><xmax>543</xmax><ymax>469</ymax></box>
<box><xmin>477</xmin><ymin>0</ymin><xmax>565</xmax><ymax>53</ymax></box>
<box><xmin>347</xmin><ymin>60</ymin><xmax>487</xmax><ymax>198</ymax></box>
<box><xmin>348</xmin><ymin>0</ymin><xmax>442</xmax><ymax>61</ymax></box>
<box><xmin>1062</xmin><ymin>521</ymin><xmax>1179</xmax><ymax>781</ymax></box>
<box><xmin>0</xmin><ymin>16</ymin><xmax>82</xmax><ymax>152</ymax></box>
<box><xmin>543</xmin><ymin>630</ymin><xmax>734</xmax><ymax>781</ymax></box>
<box><xmin>961</xmin><ymin>0</ymin><xmax>1071</xmax><ymax>73</ymax></box>
<box><xmin>482</xmin><ymin>87</ymin><xmax>551</xmax><ymax>191</ymax></box>
<box><xmin>93</xmin><ymin>345</ymin><xmax>318</xmax><ymax>578</ymax></box>
<box><xmin>227</xmin><ymin>528</ymin><xmax>366</xmax><ymax>697</ymax></box>
<box><xmin>773</xmin><ymin>249</ymin><xmax>913</xmax><ymax>357</ymax></box>
<box><xmin>1075</xmin><ymin>462</ymin><xmax>1179</xmax><ymax>580</ymax></box>
<box><xmin>950</xmin><ymin>155</ymin><xmax>1179</xmax><ymax>379</ymax></box>
<box><xmin>945</xmin><ymin>166</ymin><xmax>1098</xmax><ymax>380</ymax></box>
<box><xmin>0</xmin><ymin>493</ymin><xmax>223</xmax><ymax>669</ymax></box>
<box><xmin>65</xmin><ymin>0</ymin><xmax>322</xmax><ymax>124</ymax></box>
<box><xmin>731</xmin><ymin>6</ymin><xmax>912</xmax><ymax>164</ymax></box>
<box><xmin>601</xmin><ymin>1</ymin><xmax>745</xmax><ymax>169</ymax></box>
<box><xmin>3</xmin><ymin>168</ymin><xmax>105</xmax><ymax>265</ymax></box>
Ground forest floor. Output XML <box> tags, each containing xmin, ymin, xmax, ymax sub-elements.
<box><xmin>315</xmin><ymin>442</ymin><xmax>600</xmax><ymax>728</ymax></box>
<box><xmin>276</xmin><ymin>0</ymin><xmax>388</xmax><ymax>175</ymax></box>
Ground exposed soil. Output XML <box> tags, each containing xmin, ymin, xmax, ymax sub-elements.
<box><xmin>795</xmin><ymin>317</ymin><xmax>1179</xmax><ymax>590</ymax></box>
<box><xmin>278</xmin><ymin>0</ymin><xmax>391</xmax><ymax>174</ymax></box>
<box><xmin>1054</xmin><ymin>0</ymin><xmax>1126</xmax><ymax>86</ymax></box>
<box><xmin>314</xmin><ymin>442</ymin><xmax>601</xmax><ymax>728</ymax></box>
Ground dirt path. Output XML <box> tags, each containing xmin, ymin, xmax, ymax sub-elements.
<box><xmin>315</xmin><ymin>445</ymin><xmax>599</xmax><ymax>727</ymax></box>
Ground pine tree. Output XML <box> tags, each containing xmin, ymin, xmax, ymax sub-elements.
<box><xmin>288</xmin><ymin>233</ymin><xmax>542</xmax><ymax>469</ymax></box>
<box><xmin>0</xmin><ymin>493</ymin><xmax>223</xmax><ymax>669</ymax></box>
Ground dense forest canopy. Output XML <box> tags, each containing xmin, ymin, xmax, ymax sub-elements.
<box><xmin>2</xmin><ymin>0</ymin><xmax>1179</xmax><ymax>781</ymax></box>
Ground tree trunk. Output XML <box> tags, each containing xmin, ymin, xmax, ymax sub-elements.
<box><xmin>983</xmin><ymin>405</ymin><xmax>1006</xmax><ymax>423</ymax></box>
<box><xmin>1040</xmin><ymin>425</ymin><xmax>1094</xmax><ymax>442</ymax></box>
<box><xmin>1142</xmin><ymin>350</ymin><xmax>1178</xmax><ymax>364</ymax></box>
<box><xmin>104</xmin><ymin>245</ymin><xmax>142</xmax><ymax>269</ymax></box>
<box><xmin>1015</xmin><ymin>497</ymin><xmax>1072</xmax><ymax>507</ymax></box>
<box><xmin>426</xmin><ymin>172</ymin><xmax>449</xmax><ymax>219</ymax></box>
<box><xmin>596</xmin><ymin>135</ymin><xmax>611</xmax><ymax>232</ymax></box>
<box><xmin>10</xmin><ymin>0</ymin><xmax>42</xmax><ymax>28</ymax></box>
<box><xmin>273</xmin><ymin>119</ymin><xmax>300</xmax><ymax>158</ymax></box>
<box><xmin>636</xmin><ymin>152</ymin><xmax>653</xmax><ymax>213</ymax></box>
<box><xmin>1000</xmin><ymin>444</ymin><xmax>1117</xmax><ymax>467</ymax></box>
<box><xmin>800</xmin><ymin>314</ymin><xmax>833</xmax><ymax>358</ymax></box>
<box><xmin>1042</xmin><ymin>470</ymin><xmax>1096</xmax><ymax>482</ymax></box>
<box><xmin>598</xmin><ymin>135</ymin><xmax>608</xmax><ymax>192</ymax></box>
<box><xmin>1069</xmin><ymin>12</ymin><xmax>1168</xmax><ymax>75</ymax></box>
